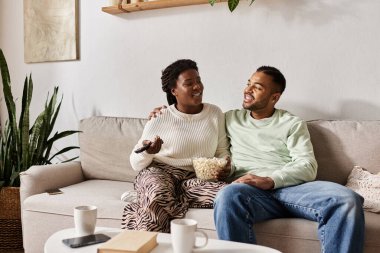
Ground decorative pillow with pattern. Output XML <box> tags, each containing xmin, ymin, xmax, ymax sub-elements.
<box><xmin>346</xmin><ymin>166</ymin><xmax>380</xmax><ymax>213</ymax></box>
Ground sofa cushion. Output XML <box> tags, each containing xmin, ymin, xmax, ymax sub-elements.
<box><xmin>79</xmin><ymin>116</ymin><xmax>147</xmax><ymax>182</ymax></box>
<box><xmin>23</xmin><ymin>180</ymin><xmax>133</xmax><ymax>219</ymax></box>
<box><xmin>186</xmin><ymin>208</ymin><xmax>318</xmax><ymax>239</ymax></box>
<box><xmin>79</xmin><ymin>117</ymin><xmax>380</xmax><ymax>185</ymax></box>
<box><xmin>365</xmin><ymin>211</ymin><xmax>380</xmax><ymax>247</ymax></box>
<box><xmin>186</xmin><ymin>207</ymin><xmax>380</xmax><ymax>249</ymax></box>
<box><xmin>307</xmin><ymin>120</ymin><xmax>380</xmax><ymax>184</ymax></box>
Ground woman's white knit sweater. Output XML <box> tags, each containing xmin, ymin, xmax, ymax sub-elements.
<box><xmin>130</xmin><ymin>103</ymin><xmax>230</xmax><ymax>172</ymax></box>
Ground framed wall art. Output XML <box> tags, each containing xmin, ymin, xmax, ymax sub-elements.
<box><xmin>24</xmin><ymin>0</ymin><xmax>79</xmax><ymax>63</ymax></box>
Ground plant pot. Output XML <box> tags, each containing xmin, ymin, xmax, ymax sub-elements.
<box><xmin>0</xmin><ymin>187</ymin><xmax>23</xmax><ymax>251</ymax></box>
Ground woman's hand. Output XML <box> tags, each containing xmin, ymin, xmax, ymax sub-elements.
<box><xmin>143</xmin><ymin>136</ymin><xmax>164</xmax><ymax>154</ymax></box>
<box><xmin>214</xmin><ymin>156</ymin><xmax>231</xmax><ymax>181</ymax></box>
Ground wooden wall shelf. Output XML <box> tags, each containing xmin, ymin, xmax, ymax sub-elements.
<box><xmin>102</xmin><ymin>0</ymin><xmax>226</xmax><ymax>15</ymax></box>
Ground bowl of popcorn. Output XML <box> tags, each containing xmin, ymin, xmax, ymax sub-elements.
<box><xmin>192</xmin><ymin>157</ymin><xmax>228</xmax><ymax>181</ymax></box>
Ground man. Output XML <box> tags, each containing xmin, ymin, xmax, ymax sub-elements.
<box><xmin>214</xmin><ymin>66</ymin><xmax>365</xmax><ymax>253</ymax></box>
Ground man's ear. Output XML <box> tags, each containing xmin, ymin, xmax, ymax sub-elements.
<box><xmin>171</xmin><ymin>88</ymin><xmax>176</xmax><ymax>96</ymax></box>
<box><xmin>272</xmin><ymin>93</ymin><xmax>281</xmax><ymax>103</ymax></box>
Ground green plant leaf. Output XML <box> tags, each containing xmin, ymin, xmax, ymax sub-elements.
<box><xmin>1</xmin><ymin>124</ymin><xmax>14</xmax><ymax>186</ymax></box>
<box><xmin>44</xmin><ymin>130</ymin><xmax>80</xmax><ymax>162</ymax></box>
<box><xmin>43</xmin><ymin>88</ymin><xmax>59</xmax><ymax>138</ymax></box>
<box><xmin>47</xmin><ymin>146</ymin><xmax>79</xmax><ymax>163</ymax></box>
<box><xmin>228</xmin><ymin>0</ymin><xmax>239</xmax><ymax>12</ymax></box>
<box><xmin>46</xmin><ymin>90</ymin><xmax>62</xmax><ymax>139</ymax></box>
<box><xmin>0</xmin><ymin>49</ymin><xmax>11</xmax><ymax>88</ymax></box>
<box><xmin>1</xmin><ymin>52</ymin><xmax>19</xmax><ymax>161</ymax></box>
<box><xmin>20</xmin><ymin>75</ymin><xmax>33</xmax><ymax>171</ymax></box>
<box><xmin>61</xmin><ymin>156</ymin><xmax>79</xmax><ymax>163</ymax></box>
<box><xmin>33</xmin><ymin>111</ymin><xmax>49</xmax><ymax>165</ymax></box>
<box><xmin>209</xmin><ymin>0</ymin><xmax>216</xmax><ymax>6</ymax></box>
<box><xmin>249</xmin><ymin>0</ymin><xmax>255</xmax><ymax>6</ymax></box>
<box><xmin>1</xmin><ymin>49</ymin><xmax>21</xmax><ymax>178</ymax></box>
<box><xmin>29</xmin><ymin>111</ymin><xmax>45</xmax><ymax>165</ymax></box>
<box><xmin>47</xmin><ymin>130</ymin><xmax>81</xmax><ymax>145</ymax></box>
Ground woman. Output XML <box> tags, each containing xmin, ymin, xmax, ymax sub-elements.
<box><xmin>122</xmin><ymin>59</ymin><xmax>230</xmax><ymax>232</ymax></box>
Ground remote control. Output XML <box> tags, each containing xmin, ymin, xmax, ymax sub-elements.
<box><xmin>134</xmin><ymin>142</ymin><xmax>152</xmax><ymax>153</ymax></box>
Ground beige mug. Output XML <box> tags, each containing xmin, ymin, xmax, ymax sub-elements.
<box><xmin>74</xmin><ymin>205</ymin><xmax>97</xmax><ymax>237</ymax></box>
<box><xmin>171</xmin><ymin>218</ymin><xmax>208</xmax><ymax>253</ymax></box>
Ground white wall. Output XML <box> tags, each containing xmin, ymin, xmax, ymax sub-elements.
<box><xmin>1</xmin><ymin>0</ymin><xmax>380</xmax><ymax>159</ymax></box>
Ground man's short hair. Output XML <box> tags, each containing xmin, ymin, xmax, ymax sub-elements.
<box><xmin>257</xmin><ymin>66</ymin><xmax>286</xmax><ymax>94</ymax></box>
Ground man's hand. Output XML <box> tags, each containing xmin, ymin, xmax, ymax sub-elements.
<box><xmin>234</xmin><ymin>174</ymin><xmax>275</xmax><ymax>190</ymax></box>
<box><xmin>148</xmin><ymin>105</ymin><xmax>167</xmax><ymax>120</ymax></box>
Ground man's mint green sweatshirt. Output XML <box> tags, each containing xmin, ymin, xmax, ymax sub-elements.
<box><xmin>226</xmin><ymin>108</ymin><xmax>318</xmax><ymax>189</ymax></box>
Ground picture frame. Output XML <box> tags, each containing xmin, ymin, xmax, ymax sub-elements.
<box><xmin>24</xmin><ymin>0</ymin><xmax>79</xmax><ymax>63</ymax></box>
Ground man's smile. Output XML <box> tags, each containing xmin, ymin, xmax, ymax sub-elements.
<box><xmin>244</xmin><ymin>94</ymin><xmax>254</xmax><ymax>102</ymax></box>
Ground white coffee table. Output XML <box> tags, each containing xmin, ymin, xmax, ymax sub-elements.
<box><xmin>44</xmin><ymin>227</ymin><xmax>282</xmax><ymax>253</ymax></box>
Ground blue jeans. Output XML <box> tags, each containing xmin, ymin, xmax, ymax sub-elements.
<box><xmin>214</xmin><ymin>181</ymin><xmax>365</xmax><ymax>253</ymax></box>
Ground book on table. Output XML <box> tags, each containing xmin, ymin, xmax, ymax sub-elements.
<box><xmin>97</xmin><ymin>230</ymin><xmax>158</xmax><ymax>253</ymax></box>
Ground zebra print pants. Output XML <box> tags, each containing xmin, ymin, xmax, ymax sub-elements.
<box><xmin>121</xmin><ymin>162</ymin><xmax>227</xmax><ymax>232</ymax></box>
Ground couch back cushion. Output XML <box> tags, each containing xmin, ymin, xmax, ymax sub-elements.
<box><xmin>79</xmin><ymin>116</ymin><xmax>380</xmax><ymax>185</ymax></box>
<box><xmin>79</xmin><ymin>116</ymin><xmax>147</xmax><ymax>182</ymax></box>
<box><xmin>307</xmin><ymin>120</ymin><xmax>380</xmax><ymax>184</ymax></box>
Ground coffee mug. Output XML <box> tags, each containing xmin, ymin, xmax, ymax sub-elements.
<box><xmin>74</xmin><ymin>205</ymin><xmax>97</xmax><ymax>236</ymax></box>
<box><xmin>171</xmin><ymin>218</ymin><xmax>208</xmax><ymax>253</ymax></box>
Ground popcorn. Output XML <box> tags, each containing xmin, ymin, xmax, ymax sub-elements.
<box><xmin>192</xmin><ymin>157</ymin><xmax>228</xmax><ymax>181</ymax></box>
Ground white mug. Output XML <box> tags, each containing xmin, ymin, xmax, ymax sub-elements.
<box><xmin>171</xmin><ymin>219</ymin><xmax>208</xmax><ymax>253</ymax></box>
<box><xmin>74</xmin><ymin>205</ymin><xmax>97</xmax><ymax>237</ymax></box>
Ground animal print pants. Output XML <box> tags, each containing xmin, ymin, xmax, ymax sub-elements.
<box><xmin>121</xmin><ymin>162</ymin><xmax>227</xmax><ymax>232</ymax></box>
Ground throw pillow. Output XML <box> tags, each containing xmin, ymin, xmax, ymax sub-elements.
<box><xmin>346</xmin><ymin>166</ymin><xmax>380</xmax><ymax>213</ymax></box>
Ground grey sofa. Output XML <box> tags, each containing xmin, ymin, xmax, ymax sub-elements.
<box><xmin>20</xmin><ymin>116</ymin><xmax>380</xmax><ymax>253</ymax></box>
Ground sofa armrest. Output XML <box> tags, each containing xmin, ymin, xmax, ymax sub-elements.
<box><xmin>20</xmin><ymin>161</ymin><xmax>84</xmax><ymax>204</ymax></box>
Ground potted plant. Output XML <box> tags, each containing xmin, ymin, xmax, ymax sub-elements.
<box><xmin>210</xmin><ymin>0</ymin><xmax>256</xmax><ymax>12</ymax></box>
<box><xmin>0</xmin><ymin>48</ymin><xmax>80</xmax><ymax>250</ymax></box>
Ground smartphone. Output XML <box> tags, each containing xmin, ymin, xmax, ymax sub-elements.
<box><xmin>46</xmin><ymin>188</ymin><xmax>63</xmax><ymax>195</ymax></box>
<box><xmin>62</xmin><ymin>233</ymin><xmax>110</xmax><ymax>248</ymax></box>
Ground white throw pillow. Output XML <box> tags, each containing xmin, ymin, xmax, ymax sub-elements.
<box><xmin>346</xmin><ymin>166</ymin><xmax>380</xmax><ymax>213</ymax></box>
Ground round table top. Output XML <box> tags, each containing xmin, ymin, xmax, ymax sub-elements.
<box><xmin>44</xmin><ymin>227</ymin><xmax>282</xmax><ymax>253</ymax></box>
